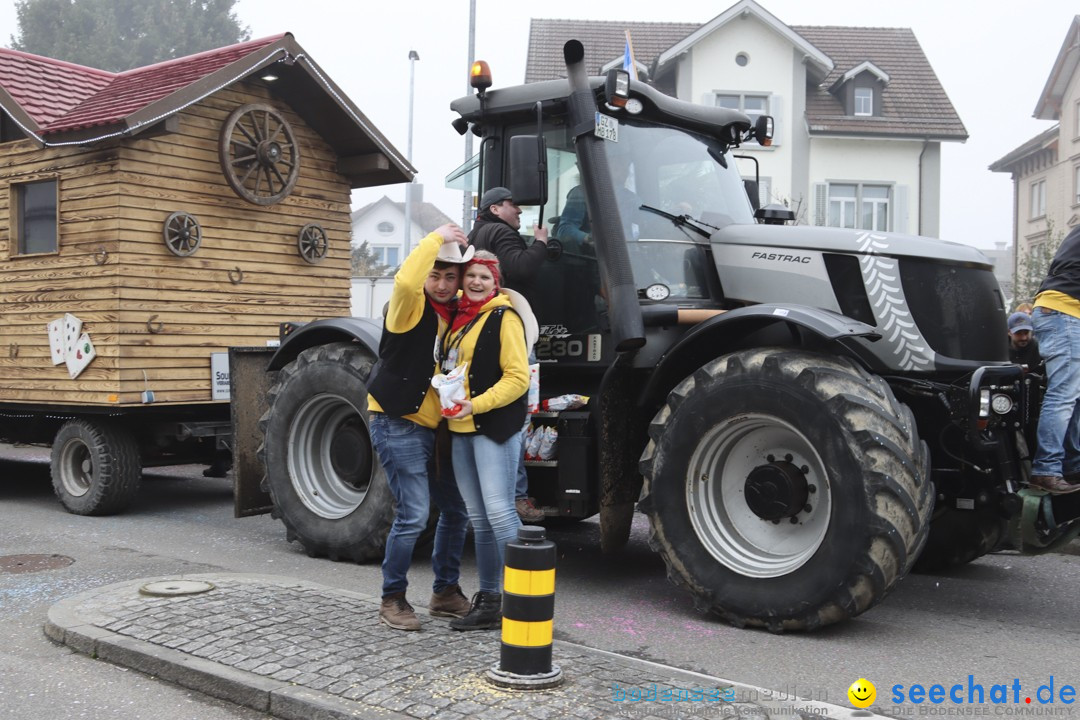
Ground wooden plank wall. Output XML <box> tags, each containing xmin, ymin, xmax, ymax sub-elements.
<box><xmin>0</xmin><ymin>81</ymin><xmax>354</xmax><ymax>407</ymax></box>
<box><xmin>0</xmin><ymin>141</ymin><xmax>123</xmax><ymax>405</ymax></box>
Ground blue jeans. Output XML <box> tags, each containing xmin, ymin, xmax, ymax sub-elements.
<box><xmin>452</xmin><ymin>431</ymin><xmax>524</xmax><ymax>593</ymax></box>
<box><xmin>1031</xmin><ymin>308</ymin><xmax>1080</xmax><ymax>477</ymax></box>
<box><xmin>370</xmin><ymin>414</ymin><xmax>468</xmax><ymax>598</ymax></box>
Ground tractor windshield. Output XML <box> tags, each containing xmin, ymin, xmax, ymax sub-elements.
<box><xmin>518</xmin><ymin>117</ymin><xmax>749</xmax><ymax>335</ymax></box>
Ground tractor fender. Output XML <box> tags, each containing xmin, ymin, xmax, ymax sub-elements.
<box><xmin>267</xmin><ymin>317</ymin><xmax>382</xmax><ymax>371</ymax></box>
<box><xmin>640</xmin><ymin>304</ymin><xmax>880</xmax><ymax>410</ymax></box>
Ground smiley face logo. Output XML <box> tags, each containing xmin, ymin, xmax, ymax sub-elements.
<box><xmin>848</xmin><ymin>678</ymin><xmax>876</xmax><ymax>708</ymax></box>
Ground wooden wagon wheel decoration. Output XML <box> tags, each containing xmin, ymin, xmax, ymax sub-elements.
<box><xmin>218</xmin><ymin>103</ymin><xmax>300</xmax><ymax>206</ymax></box>
<box><xmin>162</xmin><ymin>211</ymin><xmax>202</xmax><ymax>256</ymax></box>
<box><xmin>297</xmin><ymin>223</ymin><xmax>328</xmax><ymax>264</ymax></box>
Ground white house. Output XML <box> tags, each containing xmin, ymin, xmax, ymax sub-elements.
<box><xmin>350</xmin><ymin>190</ymin><xmax>454</xmax><ymax>271</ymax></box>
<box><xmin>990</xmin><ymin>16</ymin><xmax>1080</xmax><ymax>286</ymax></box>
<box><xmin>525</xmin><ymin>0</ymin><xmax>967</xmax><ymax>237</ymax></box>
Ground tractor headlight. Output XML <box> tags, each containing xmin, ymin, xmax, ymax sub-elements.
<box><xmin>991</xmin><ymin>393</ymin><xmax>1014</xmax><ymax>415</ymax></box>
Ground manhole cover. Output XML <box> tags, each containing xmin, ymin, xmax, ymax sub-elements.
<box><xmin>139</xmin><ymin>580</ymin><xmax>215</xmax><ymax>597</ymax></box>
<box><xmin>0</xmin><ymin>554</ymin><xmax>75</xmax><ymax>574</ymax></box>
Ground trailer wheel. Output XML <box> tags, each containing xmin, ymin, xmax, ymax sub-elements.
<box><xmin>50</xmin><ymin>419</ymin><xmax>141</xmax><ymax>515</ymax></box>
<box><xmin>639</xmin><ymin>348</ymin><xmax>932</xmax><ymax>631</ymax></box>
<box><xmin>259</xmin><ymin>342</ymin><xmax>391</xmax><ymax>562</ymax></box>
<box><xmin>913</xmin><ymin>504</ymin><xmax>1006</xmax><ymax>571</ymax></box>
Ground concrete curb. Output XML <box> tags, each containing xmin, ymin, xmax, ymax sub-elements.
<box><xmin>46</xmin><ymin>572</ymin><xmax>880</xmax><ymax>720</ymax></box>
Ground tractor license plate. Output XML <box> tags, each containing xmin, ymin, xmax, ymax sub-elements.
<box><xmin>594</xmin><ymin>113</ymin><xmax>619</xmax><ymax>142</ymax></box>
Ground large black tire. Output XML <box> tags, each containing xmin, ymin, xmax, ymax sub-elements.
<box><xmin>914</xmin><ymin>505</ymin><xmax>1007</xmax><ymax>571</ymax></box>
<box><xmin>50</xmin><ymin>419</ymin><xmax>141</xmax><ymax>515</ymax></box>
<box><xmin>639</xmin><ymin>348</ymin><xmax>933</xmax><ymax>631</ymax></box>
<box><xmin>259</xmin><ymin>342</ymin><xmax>392</xmax><ymax>562</ymax></box>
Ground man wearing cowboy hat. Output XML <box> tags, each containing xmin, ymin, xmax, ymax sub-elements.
<box><xmin>367</xmin><ymin>223</ymin><xmax>476</xmax><ymax>630</ymax></box>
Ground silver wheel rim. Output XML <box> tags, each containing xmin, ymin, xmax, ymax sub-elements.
<box><xmin>687</xmin><ymin>413</ymin><xmax>832</xmax><ymax>578</ymax></box>
<box><xmin>58</xmin><ymin>438</ymin><xmax>93</xmax><ymax>498</ymax></box>
<box><xmin>287</xmin><ymin>393</ymin><xmax>371</xmax><ymax>518</ymax></box>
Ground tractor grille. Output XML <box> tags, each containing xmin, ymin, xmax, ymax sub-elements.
<box><xmin>899</xmin><ymin>258</ymin><xmax>1008</xmax><ymax>362</ymax></box>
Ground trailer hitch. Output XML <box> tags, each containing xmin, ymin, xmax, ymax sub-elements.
<box><xmin>1009</xmin><ymin>488</ymin><xmax>1080</xmax><ymax>554</ymax></box>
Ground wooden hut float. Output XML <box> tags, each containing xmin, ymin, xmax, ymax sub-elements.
<box><xmin>0</xmin><ymin>34</ymin><xmax>411</xmax><ymax>513</ymax></box>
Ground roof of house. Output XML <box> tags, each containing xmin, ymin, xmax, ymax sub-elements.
<box><xmin>795</xmin><ymin>26</ymin><xmax>966</xmax><ymax>140</ymax></box>
<box><xmin>989</xmin><ymin>124</ymin><xmax>1059</xmax><ymax>173</ymax></box>
<box><xmin>525</xmin><ymin>19</ymin><xmax>698</xmax><ymax>83</ymax></box>
<box><xmin>1034</xmin><ymin>15</ymin><xmax>1080</xmax><ymax>120</ymax></box>
<box><xmin>0</xmin><ymin>34</ymin><xmax>412</xmax><ymax>187</ymax></box>
<box><xmin>352</xmin><ymin>195</ymin><xmax>455</xmax><ymax>235</ymax></box>
<box><xmin>524</xmin><ymin>12</ymin><xmax>966</xmax><ymax>141</ymax></box>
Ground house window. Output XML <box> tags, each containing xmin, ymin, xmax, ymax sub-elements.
<box><xmin>854</xmin><ymin>88</ymin><xmax>873</xmax><ymax>116</ymax></box>
<box><xmin>12</xmin><ymin>178</ymin><xmax>58</xmax><ymax>255</ymax></box>
<box><xmin>1074</xmin><ymin>166</ymin><xmax>1080</xmax><ymax>206</ymax></box>
<box><xmin>735</xmin><ymin>53</ymin><xmax>749</xmax><ymax>67</ymax></box>
<box><xmin>1030</xmin><ymin>179</ymin><xmax>1046</xmax><ymax>219</ymax></box>
<box><xmin>376</xmin><ymin>221</ymin><xmax>395</xmax><ymax>235</ymax></box>
<box><xmin>373</xmin><ymin>245</ymin><xmax>400</xmax><ymax>267</ymax></box>
<box><xmin>715</xmin><ymin>93</ymin><xmax>768</xmax><ymax>121</ymax></box>
<box><xmin>827</xmin><ymin>183</ymin><xmax>890</xmax><ymax>231</ymax></box>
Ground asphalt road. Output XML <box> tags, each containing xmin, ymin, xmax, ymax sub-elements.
<box><xmin>1</xmin><ymin>445</ymin><xmax>1078</xmax><ymax>718</ymax></box>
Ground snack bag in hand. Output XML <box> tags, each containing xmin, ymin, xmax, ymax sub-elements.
<box><xmin>431</xmin><ymin>363</ymin><xmax>468</xmax><ymax>417</ymax></box>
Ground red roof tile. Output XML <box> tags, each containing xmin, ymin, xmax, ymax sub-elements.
<box><xmin>0</xmin><ymin>34</ymin><xmax>286</xmax><ymax>136</ymax></box>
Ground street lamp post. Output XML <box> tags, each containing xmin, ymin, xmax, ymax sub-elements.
<box><xmin>404</xmin><ymin>49</ymin><xmax>419</xmax><ymax>254</ymax></box>
<box><xmin>463</xmin><ymin>0</ymin><xmax>476</xmax><ymax>232</ymax></box>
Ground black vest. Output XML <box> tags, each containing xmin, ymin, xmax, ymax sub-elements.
<box><xmin>1039</xmin><ymin>224</ymin><xmax>1080</xmax><ymax>300</ymax></box>
<box><xmin>469</xmin><ymin>307</ymin><xmax>527</xmax><ymax>442</ymax></box>
<box><xmin>367</xmin><ymin>302</ymin><xmax>439</xmax><ymax>417</ymax></box>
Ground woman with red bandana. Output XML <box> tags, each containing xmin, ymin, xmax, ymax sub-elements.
<box><xmin>440</xmin><ymin>249</ymin><xmax>533</xmax><ymax>630</ymax></box>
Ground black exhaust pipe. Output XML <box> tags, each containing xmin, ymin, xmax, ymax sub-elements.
<box><xmin>563</xmin><ymin>40</ymin><xmax>645</xmax><ymax>352</ymax></box>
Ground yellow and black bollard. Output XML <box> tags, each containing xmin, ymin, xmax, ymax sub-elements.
<box><xmin>486</xmin><ymin>525</ymin><xmax>564</xmax><ymax>690</ymax></box>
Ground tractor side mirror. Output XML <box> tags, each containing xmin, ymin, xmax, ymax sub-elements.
<box><xmin>508</xmin><ymin>135</ymin><xmax>548</xmax><ymax>207</ymax></box>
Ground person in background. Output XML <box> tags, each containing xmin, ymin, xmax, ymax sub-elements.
<box><xmin>1007</xmin><ymin>311</ymin><xmax>1042</xmax><ymax>370</ymax></box>
<box><xmin>367</xmin><ymin>224</ymin><xmax>474</xmax><ymax>631</ymax></box>
<box><xmin>1028</xmin><ymin>224</ymin><xmax>1080</xmax><ymax>494</ymax></box>
<box><xmin>442</xmin><ymin>250</ymin><xmax>534</xmax><ymax>630</ymax></box>
<box><xmin>469</xmin><ymin>187</ymin><xmax>547</xmax><ymax>523</ymax></box>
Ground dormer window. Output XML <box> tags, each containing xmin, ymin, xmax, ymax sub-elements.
<box><xmin>854</xmin><ymin>88</ymin><xmax>873</xmax><ymax>116</ymax></box>
<box><xmin>829</xmin><ymin>61</ymin><xmax>889</xmax><ymax>119</ymax></box>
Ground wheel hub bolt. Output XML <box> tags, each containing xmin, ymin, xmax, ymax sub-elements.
<box><xmin>804</xmin><ymin>504</ymin><xmax>812</xmax><ymax>513</ymax></box>
<box><xmin>789</xmin><ymin>517</ymin><xmax>798</xmax><ymax>524</ymax></box>
<box><xmin>808</xmin><ymin>485</ymin><xmax>817</xmax><ymax>494</ymax></box>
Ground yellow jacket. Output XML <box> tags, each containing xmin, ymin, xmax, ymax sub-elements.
<box><xmin>368</xmin><ymin>231</ymin><xmax>448</xmax><ymax>429</ymax></box>
<box><xmin>445</xmin><ymin>291</ymin><xmax>530</xmax><ymax>434</ymax></box>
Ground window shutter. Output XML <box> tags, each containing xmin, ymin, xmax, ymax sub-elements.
<box><xmin>814</xmin><ymin>183</ymin><xmax>827</xmax><ymax>226</ymax></box>
<box><xmin>894</xmin><ymin>185</ymin><xmax>908</xmax><ymax>234</ymax></box>
<box><xmin>768</xmin><ymin>94</ymin><xmax>782</xmax><ymax>147</ymax></box>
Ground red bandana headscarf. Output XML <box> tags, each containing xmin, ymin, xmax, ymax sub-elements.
<box><xmin>450</xmin><ymin>257</ymin><xmax>500</xmax><ymax>332</ymax></box>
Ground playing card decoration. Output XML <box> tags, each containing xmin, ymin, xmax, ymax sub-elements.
<box><xmin>47</xmin><ymin>318</ymin><xmax>65</xmax><ymax>365</ymax></box>
<box><xmin>46</xmin><ymin>314</ymin><xmax>96</xmax><ymax>379</ymax></box>
<box><xmin>65</xmin><ymin>333</ymin><xmax>96</xmax><ymax>379</ymax></box>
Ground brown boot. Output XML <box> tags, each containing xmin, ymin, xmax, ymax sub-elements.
<box><xmin>429</xmin><ymin>583</ymin><xmax>471</xmax><ymax>618</ymax></box>
<box><xmin>1029</xmin><ymin>475</ymin><xmax>1080</xmax><ymax>494</ymax></box>
<box><xmin>379</xmin><ymin>593</ymin><xmax>421</xmax><ymax>631</ymax></box>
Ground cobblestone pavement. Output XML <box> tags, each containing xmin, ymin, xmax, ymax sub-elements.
<box><xmin>46</xmin><ymin>573</ymin><xmax>866</xmax><ymax>720</ymax></box>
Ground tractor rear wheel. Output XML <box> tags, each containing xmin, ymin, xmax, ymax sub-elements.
<box><xmin>259</xmin><ymin>342</ymin><xmax>392</xmax><ymax>562</ymax></box>
<box><xmin>640</xmin><ymin>348</ymin><xmax>932</xmax><ymax>631</ymax></box>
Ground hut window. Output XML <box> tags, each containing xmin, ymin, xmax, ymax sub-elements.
<box><xmin>13</xmin><ymin>178</ymin><xmax>58</xmax><ymax>255</ymax></box>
